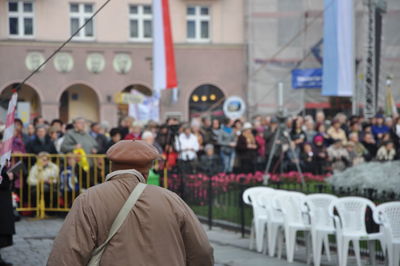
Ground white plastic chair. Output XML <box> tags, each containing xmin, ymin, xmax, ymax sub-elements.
<box><xmin>265</xmin><ymin>190</ymin><xmax>288</xmax><ymax>257</ymax></box>
<box><xmin>329</xmin><ymin>196</ymin><xmax>385</xmax><ymax>266</ymax></box>
<box><xmin>242</xmin><ymin>186</ymin><xmax>274</xmax><ymax>252</ymax></box>
<box><xmin>275</xmin><ymin>191</ymin><xmax>311</xmax><ymax>263</ymax></box>
<box><xmin>304</xmin><ymin>193</ymin><xmax>338</xmax><ymax>266</ymax></box>
<box><xmin>256</xmin><ymin>189</ymin><xmax>281</xmax><ymax>256</ymax></box>
<box><xmin>373</xmin><ymin>201</ymin><xmax>400</xmax><ymax>266</ymax></box>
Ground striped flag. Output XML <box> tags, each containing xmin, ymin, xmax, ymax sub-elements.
<box><xmin>152</xmin><ymin>0</ymin><xmax>178</xmax><ymax>91</ymax></box>
<box><xmin>0</xmin><ymin>92</ymin><xmax>18</xmax><ymax>181</ymax></box>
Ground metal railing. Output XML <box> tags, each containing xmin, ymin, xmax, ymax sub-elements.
<box><xmin>11</xmin><ymin>153</ymin><xmax>111</xmax><ymax>217</ymax></box>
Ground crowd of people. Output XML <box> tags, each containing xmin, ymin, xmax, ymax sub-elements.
<box><xmin>1</xmin><ymin>111</ymin><xmax>400</xmax><ymax>180</ymax></box>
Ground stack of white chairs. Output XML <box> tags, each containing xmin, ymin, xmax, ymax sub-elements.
<box><xmin>304</xmin><ymin>194</ymin><xmax>338</xmax><ymax>266</ymax></box>
<box><xmin>373</xmin><ymin>201</ymin><xmax>400</xmax><ymax>266</ymax></box>
<box><xmin>242</xmin><ymin>186</ymin><xmax>274</xmax><ymax>252</ymax></box>
<box><xmin>243</xmin><ymin>188</ymin><xmax>400</xmax><ymax>266</ymax></box>
<box><xmin>329</xmin><ymin>197</ymin><xmax>385</xmax><ymax>266</ymax></box>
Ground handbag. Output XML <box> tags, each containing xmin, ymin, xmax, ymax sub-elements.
<box><xmin>87</xmin><ymin>182</ymin><xmax>147</xmax><ymax>266</ymax></box>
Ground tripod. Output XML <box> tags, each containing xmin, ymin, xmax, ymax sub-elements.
<box><xmin>263</xmin><ymin>111</ymin><xmax>305</xmax><ymax>186</ymax></box>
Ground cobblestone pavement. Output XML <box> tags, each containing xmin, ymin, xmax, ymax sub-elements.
<box><xmin>1</xmin><ymin>218</ymin><xmax>384</xmax><ymax>266</ymax></box>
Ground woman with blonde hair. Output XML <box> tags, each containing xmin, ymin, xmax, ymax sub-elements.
<box><xmin>236</xmin><ymin>122</ymin><xmax>258</xmax><ymax>173</ymax></box>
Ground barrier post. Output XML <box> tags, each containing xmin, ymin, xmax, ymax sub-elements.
<box><xmin>38</xmin><ymin>179</ymin><xmax>45</xmax><ymax>219</ymax></box>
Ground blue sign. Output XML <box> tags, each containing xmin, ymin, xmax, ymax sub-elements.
<box><xmin>292</xmin><ymin>68</ymin><xmax>322</xmax><ymax>89</ymax></box>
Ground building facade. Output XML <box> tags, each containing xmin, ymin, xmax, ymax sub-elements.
<box><xmin>0</xmin><ymin>0</ymin><xmax>246</xmax><ymax>125</ymax></box>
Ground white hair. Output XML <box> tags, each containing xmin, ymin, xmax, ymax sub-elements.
<box><xmin>141</xmin><ymin>131</ymin><xmax>153</xmax><ymax>140</ymax></box>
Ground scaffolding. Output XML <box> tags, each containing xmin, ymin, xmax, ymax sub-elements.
<box><xmin>246</xmin><ymin>0</ymin><xmax>400</xmax><ymax>118</ymax></box>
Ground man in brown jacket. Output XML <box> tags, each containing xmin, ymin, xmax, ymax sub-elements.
<box><xmin>47</xmin><ymin>140</ymin><xmax>214</xmax><ymax>266</ymax></box>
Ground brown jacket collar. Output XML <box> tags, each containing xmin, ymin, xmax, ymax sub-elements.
<box><xmin>105</xmin><ymin>169</ymin><xmax>146</xmax><ymax>183</ymax></box>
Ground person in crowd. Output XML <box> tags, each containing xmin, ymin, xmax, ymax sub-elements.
<box><xmin>255</xmin><ymin>127</ymin><xmax>266</xmax><ymax>171</ymax></box>
<box><xmin>315</xmin><ymin>122</ymin><xmax>333</xmax><ymax>146</ymax></box>
<box><xmin>327</xmin><ymin>120</ymin><xmax>347</xmax><ymax>143</ymax></box>
<box><xmin>264</xmin><ymin>117</ymin><xmax>279</xmax><ymax>154</ymax></box>
<box><xmin>327</xmin><ymin>139</ymin><xmax>350</xmax><ymax>172</ymax></box>
<box><xmin>361</xmin><ymin>133</ymin><xmax>378</xmax><ymax>161</ymax></box>
<box><xmin>26</xmin><ymin>125</ymin><xmax>58</xmax><ymax>154</ymax></box>
<box><xmin>312</xmin><ymin>135</ymin><xmax>329</xmax><ymax>174</ymax></box>
<box><xmin>377</xmin><ymin>141</ymin><xmax>396</xmax><ymax>161</ymax></box>
<box><xmin>27</xmin><ymin>152</ymin><xmax>60</xmax><ymax>187</ymax></box>
<box><xmin>348</xmin><ymin>132</ymin><xmax>368</xmax><ymax>164</ymax></box>
<box><xmin>89</xmin><ymin>122</ymin><xmax>109</xmax><ymax>154</ymax></box>
<box><xmin>209</xmin><ymin>119</ymin><xmax>221</xmax><ymax>154</ymax></box>
<box><xmin>61</xmin><ymin>117</ymin><xmax>98</xmax><ymax>155</ymax></box>
<box><xmin>49</xmin><ymin>126</ymin><xmax>63</xmax><ymax>153</ymax></box>
<box><xmin>218</xmin><ymin>119</ymin><xmax>236</xmax><ymax>173</ymax></box>
<box><xmin>304</xmin><ymin>119</ymin><xmax>316</xmax><ymax>143</ymax></box>
<box><xmin>191</xmin><ymin>120</ymin><xmax>204</xmax><ymax>155</ymax></box>
<box><xmin>315</xmin><ymin>110</ymin><xmax>325</xmax><ymax>125</ymax></box>
<box><xmin>33</xmin><ymin>116</ymin><xmax>46</xmax><ymax>127</ymax></box>
<box><xmin>372</xmin><ymin>114</ymin><xmax>390</xmax><ymax>142</ymax></box>
<box><xmin>155</xmin><ymin>125</ymin><xmax>170</xmax><ymax>151</ymax></box>
<box><xmin>290</xmin><ymin>117</ymin><xmax>307</xmax><ymax>147</ymax></box>
<box><xmin>284</xmin><ymin>141</ymin><xmax>301</xmax><ymax>172</ymax></box>
<box><xmin>198</xmin><ymin>144</ymin><xmax>223</xmax><ymax>176</ymax></box>
<box><xmin>236</xmin><ymin>122</ymin><xmax>258</xmax><ymax>174</ymax></box>
<box><xmin>59</xmin><ymin>153</ymin><xmax>80</xmax><ymax>202</ymax></box>
<box><xmin>124</xmin><ymin>121</ymin><xmax>142</xmax><ymax>141</ymax></box>
<box><xmin>118</xmin><ymin>116</ymin><xmax>134</xmax><ymax>140</ymax></box>
<box><xmin>104</xmin><ymin>128</ymin><xmax>121</xmax><ymax>152</ymax></box>
<box><xmin>142</xmin><ymin>131</ymin><xmax>162</xmax><ymax>153</ymax></box>
<box><xmin>0</xmin><ymin>161</ymin><xmax>15</xmax><ymax>266</ymax></box>
<box><xmin>50</xmin><ymin>119</ymin><xmax>64</xmax><ymax>138</ymax></box>
<box><xmin>175</xmin><ymin>125</ymin><xmax>200</xmax><ymax>174</ymax></box>
<box><xmin>27</xmin><ymin>124</ymin><xmax>36</xmax><ymax>141</ymax></box>
<box><xmin>300</xmin><ymin>142</ymin><xmax>317</xmax><ymax>174</ymax></box>
<box><xmin>12</xmin><ymin>119</ymin><xmax>29</xmax><ymax>154</ymax></box>
<box><xmin>335</xmin><ymin>112</ymin><xmax>349</xmax><ymax>134</ymax></box>
<box><xmin>201</xmin><ymin>117</ymin><xmax>213</xmax><ymax>144</ymax></box>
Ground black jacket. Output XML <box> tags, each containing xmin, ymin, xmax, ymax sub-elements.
<box><xmin>0</xmin><ymin>168</ymin><xmax>15</xmax><ymax>238</ymax></box>
<box><xmin>26</xmin><ymin>135</ymin><xmax>58</xmax><ymax>154</ymax></box>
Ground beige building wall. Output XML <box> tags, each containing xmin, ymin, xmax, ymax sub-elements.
<box><xmin>0</xmin><ymin>0</ymin><xmax>246</xmax><ymax>125</ymax></box>
<box><xmin>0</xmin><ymin>0</ymin><xmax>244</xmax><ymax>44</ymax></box>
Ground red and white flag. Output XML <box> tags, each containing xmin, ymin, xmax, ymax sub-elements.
<box><xmin>0</xmin><ymin>92</ymin><xmax>18</xmax><ymax>180</ymax></box>
<box><xmin>152</xmin><ymin>0</ymin><xmax>178</xmax><ymax>91</ymax></box>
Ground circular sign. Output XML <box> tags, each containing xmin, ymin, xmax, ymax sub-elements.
<box><xmin>113</xmin><ymin>54</ymin><xmax>132</xmax><ymax>74</ymax></box>
<box><xmin>86</xmin><ymin>53</ymin><xmax>105</xmax><ymax>73</ymax></box>
<box><xmin>25</xmin><ymin>52</ymin><xmax>45</xmax><ymax>72</ymax></box>
<box><xmin>223</xmin><ymin>96</ymin><xmax>246</xmax><ymax>119</ymax></box>
<box><xmin>54</xmin><ymin>52</ymin><xmax>74</xmax><ymax>73</ymax></box>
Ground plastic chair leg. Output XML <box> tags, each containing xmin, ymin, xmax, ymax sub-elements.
<box><xmin>277</xmin><ymin>228</ymin><xmax>284</xmax><ymax>259</ymax></box>
<box><xmin>285</xmin><ymin>227</ymin><xmax>297</xmax><ymax>263</ymax></box>
<box><xmin>313</xmin><ymin>231</ymin><xmax>324</xmax><ymax>266</ymax></box>
<box><xmin>393</xmin><ymin>244</ymin><xmax>400</xmax><ymax>266</ymax></box>
<box><xmin>341</xmin><ymin>238</ymin><xmax>350</xmax><ymax>266</ymax></box>
<box><xmin>268</xmin><ymin>223</ymin><xmax>279</xmax><ymax>257</ymax></box>
<box><xmin>255</xmin><ymin>220</ymin><xmax>265</xmax><ymax>252</ymax></box>
<box><xmin>323</xmin><ymin>234</ymin><xmax>331</xmax><ymax>261</ymax></box>
<box><xmin>368</xmin><ymin>240</ymin><xmax>376</xmax><ymax>266</ymax></box>
<box><xmin>262</xmin><ymin>226</ymin><xmax>269</xmax><ymax>255</ymax></box>
<box><xmin>353</xmin><ymin>240</ymin><xmax>362</xmax><ymax>266</ymax></box>
<box><xmin>249</xmin><ymin>220</ymin><xmax>255</xmax><ymax>250</ymax></box>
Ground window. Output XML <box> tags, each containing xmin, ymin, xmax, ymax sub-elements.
<box><xmin>70</xmin><ymin>3</ymin><xmax>94</xmax><ymax>40</ymax></box>
<box><xmin>8</xmin><ymin>1</ymin><xmax>34</xmax><ymax>38</ymax></box>
<box><xmin>129</xmin><ymin>5</ymin><xmax>152</xmax><ymax>41</ymax></box>
<box><xmin>186</xmin><ymin>6</ymin><xmax>210</xmax><ymax>42</ymax></box>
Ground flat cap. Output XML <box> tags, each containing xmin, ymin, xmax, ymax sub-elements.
<box><xmin>107</xmin><ymin>140</ymin><xmax>162</xmax><ymax>173</ymax></box>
